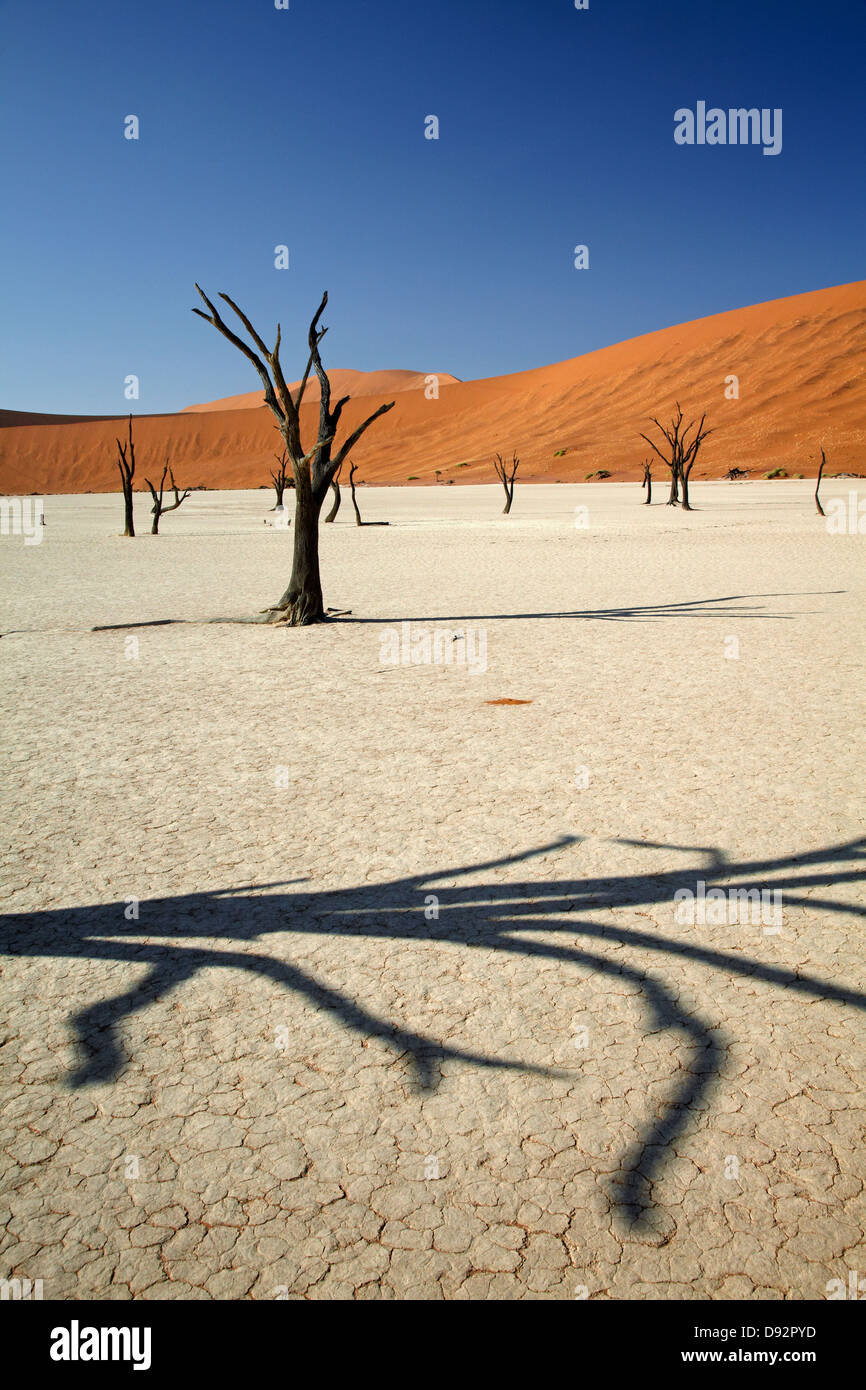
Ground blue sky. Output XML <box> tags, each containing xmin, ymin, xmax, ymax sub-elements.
<box><xmin>1</xmin><ymin>0</ymin><xmax>863</xmax><ymax>414</ymax></box>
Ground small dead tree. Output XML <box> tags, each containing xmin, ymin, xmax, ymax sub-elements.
<box><xmin>640</xmin><ymin>405</ymin><xmax>713</xmax><ymax>510</ymax></box>
<box><xmin>269</xmin><ymin>449</ymin><xmax>291</xmax><ymax>510</ymax></box>
<box><xmin>145</xmin><ymin>462</ymin><xmax>191</xmax><ymax>535</ymax></box>
<box><xmin>493</xmin><ymin>451</ymin><xmax>519</xmax><ymax>514</ymax></box>
<box><xmin>679</xmin><ymin>414</ymin><xmax>712</xmax><ymax>510</ymax></box>
<box><xmin>193</xmin><ymin>285</ymin><xmax>394</xmax><ymax>624</ymax></box>
<box><xmin>814</xmin><ymin>448</ymin><xmax>827</xmax><ymax>517</ymax></box>
<box><xmin>641</xmin><ymin>458</ymin><xmax>652</xmax><ymax>504</ymax></box>
<box><xmin>348</xmin><ymin>459</ymin><xmax>388</xmax><ymax>527</ymax></box>
<box><xmin>349</xmin><ymin>460</ymin><xmax>363</xmax><ymax>526</ymax></box>
<box><xmin>640</xmin><ymin>408</ymin><xmax>683</xmax><ymax>506</ymax></box>
<box><xmin>115</xmin><ymin>414</ymin><xmax>136</xmax><ymax>537</ymax></box>
<box><xmin>324</xmin><ymin>462</ymin><xmax>342</xmax><ymax>523</ymax></box>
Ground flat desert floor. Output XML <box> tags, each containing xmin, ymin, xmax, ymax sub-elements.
<box><xmin>1</xmin><ymin>481</ymin><xmax>864</xmax><ymax>1300</ymax></box>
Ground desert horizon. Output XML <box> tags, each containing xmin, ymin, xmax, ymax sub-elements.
<box><xmin>2</xmin><ymin>279</ymin><xmax>864</xmax><ymax>496</ymax></box>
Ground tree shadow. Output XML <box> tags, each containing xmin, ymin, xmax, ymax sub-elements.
<box><xmin>1</xmin><ymin>834</ymin><xmax>863</xmax><ymax>1231</ymax></box>
<box><xmin>84</xmin><ymin>591</ymin><xmax>845</xmax><ymax>634</ymax></box>
<box><xmin>342</xmin><ymin>591</ymin><xmax>844</xmax><ymax>625</ymax></box>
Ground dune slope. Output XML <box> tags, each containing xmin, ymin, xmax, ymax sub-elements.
<box><xmin>1</xmin><ymin>281</ymin><xmax>863</xmax><ymax>493</ymax></box>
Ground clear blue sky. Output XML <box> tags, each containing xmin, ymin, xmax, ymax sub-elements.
<box><xmin>1</xmin><ymin>0</ymin><xmax>863</xmax><ymax>414</ymax></box>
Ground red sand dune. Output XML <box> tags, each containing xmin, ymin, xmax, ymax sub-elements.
<box><xmin>1</xmin><ymin>282</ymin><xmax>864</xmax><ymax>494</ymax></box>
<box><xmin>182</xmin><ymin>368</ymin><xmax>461</xmax><ymax>413</ymax></box>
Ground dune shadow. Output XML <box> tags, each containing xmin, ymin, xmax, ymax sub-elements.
<box><xmin>1</xmin><ymin>834</ymin><xmax>863</xmax><ymax>1231</ymax></box>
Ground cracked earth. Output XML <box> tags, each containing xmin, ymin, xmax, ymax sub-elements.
<box><xmin>1</xmin><ymin>483</ymin><xmax>864</xmax><ymax>1299</ymax></box>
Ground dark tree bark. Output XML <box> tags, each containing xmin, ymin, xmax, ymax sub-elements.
<box><xmin>115</xmin><ymin>414</ymin><xmax>136</xmax><ymax>537</ymax></box>
<box><xmin>641</xmin><ymin>459</ymin><xmax>652</xmax><ymax>504</ymax></box>
<box><xmin>324</xmin><ymin>463</ymin><xmax>342</xmax><ymax>522</ymax></box>
<box><xmin>641</xmin><ymin>408</ymin><xmax>682</xmax><ymax>506</ymax></box>
<box><xmin>193</xmin><ymin>286</ymin><xmax>394</xmax><ymax>624</ymax></box>
<box><xmin>145</xmin><ymin>461</ymin><xmax>191</xmax><ymax>534</ymax></box>
<box><xmin>348</xmin><ymin>460</ymin><xmax>389</xmax><ymax>526</ymax></box>
<box><xmin>679</xmin><ymin>414</ymin><xmax>712</xmax><ymax>511</ymax></box>
<box><xmin>640</xmin><ymin>405</ymin><xmax>713</xmax><ymax>511</ymax></box>
<box><xmin>815</xmin><ymin>448</ymin><xmax>827</xmax><ymax>517</ymax></box>
<box><xmin>493</xmin><ymin>451</ymin><xmax>519</xmax><ymax>513</ymax></box>
<box><xmin>349</xmin><ymin>459</ymin><xmax>363</xmax><ymax>526</ymax></box>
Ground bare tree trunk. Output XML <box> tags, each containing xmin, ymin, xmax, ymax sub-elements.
<box><xmin>680</xmin><ymin>422</ymin><xmax>710</xmax><ymax>511</ymax></box>
<box><xmin>641</xmin><ymin>406</ymin><xmax>712</xmax><ymax>511</ymax></box>
<box><xmin>349</xmin><ymin>460</ymin><xmax>363</xmax><ymax>526</ymax></box>
<box><xmin>273</xmin><ymin>479</ymin><xmax>325</xmax><ymax>624</ymax></box>
<box><xmin>325</xmin><ymin>466</ymin><xmax>342</xmax><ymax>523</ymax></box>
<box><xmin>146</xmin><ymin>463</ymin><xmax>191</xmax><ymax>535</ymax></box>
<box><xmin>493</xmin><ymin>451</ymin><xmax>519</xmax><ymax>513</ymax></box>
<box><xmin>680</xmin><ymin>466</ymin><xmax>692</xmax><ymax>510</ymax></box>
<box><xmin>642</xmin><ymin>460</ymin><xmax>652</xmax><ymax>504</ymax></box>
<box><xmin>270</xmin><ymin>449</ymin><xmax>290</xmax><ymax>510</ymax></box>
<box><xmin>116</xmin><ymin>415</ymin><xmax>136</xmax><ymax>536</ymax></box>
<box><xmin>193</xmin><ymin>284</ymin><xmax>394</xmax><ymax>625</ymax></box>
<box><xmin>815</xmin><ymin>449</ymin><xmax>827</xmax><ymax>517</ymax></box>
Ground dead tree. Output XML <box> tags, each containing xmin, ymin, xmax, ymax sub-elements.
<box><xmin>324</xmin><ymin>463</ymin><xmax>342</xmax><ymax>523</ymax></box>
<box><xmin>193</xmin><ymin>286</ymin><xmax>394</xmax><ymax>624</ymax></box>
<box><xmin>641</xmin><ymin>459</ymin><xmax>652</xmax><ymax>504</ymax></box>
<box><xmin>640</xmin><ymin>408</ymin><xmax>684</xmax><ymax>505</ymax></box>
<box><xmin>679</xmin><ymin>414</ymin><xmax>712</xmax><ymax>510</ymax></box>
<box><xmin>349</xmin><ymin>460</ymin><xmax>363</xmax><ymax>526</ymax></box>
<box><xmin>145</xmin><ymin>463</ymin><xmax>191</xmax><ymax>535</ymax></box>
<box><xmin>115</xmin><ymin>414</ymin><xmax>136</xmax><ymax>537</ymax></box>
<box><xmin>269</xmin><ymin>449</ymin><xmax>291</xmax><ymax>510</ymax></box>
<box><xmin>815</xmin><ymin>448</ymin><xmax>827</xmax><ymax>517</ymax></box>
<box><xmin>493</xmin><ymin>451</ymin><xmax>519</xmax><ymax>514</ymax></box>
<box><xmin>640</xmin><ymin>405</ymin><xmax>713</xmax><ymax>510</ymax></box>
<box><xmin>348</xmin><ymin>459</ymin><xmax>388</xmax><ymax>527</ymax></box>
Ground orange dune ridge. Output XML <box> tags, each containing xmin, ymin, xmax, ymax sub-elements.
<box><xmin>1</xmin><ymin>281</ymin><xmax>864</xmax><ymax>494</ymax></box>
<box><xmin>181</xmin><ymin>367</ymin><xmax>462</xmax><ymax>413</ymax></box>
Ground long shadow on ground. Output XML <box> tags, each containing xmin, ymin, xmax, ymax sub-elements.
<box><xmin>84</xmin><ymin>590</ymin><xmax>844</xmax><ymax>633</ymax></box>
<box><xmin>1</xmin><ymin>835</ymin><xmax>863</xmax><ymax>1229</ymax></box>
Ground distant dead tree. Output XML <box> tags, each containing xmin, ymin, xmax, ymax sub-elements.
<box><xmin>493</xmin><ymin>451</ymin><xmax>519</xmax><ymax>514</ymax></box>
<box><xmin>269</xmin><ymin>449</ymin><xmax>291</xmax><ymax>510</ymax></box>
<box><xmin>324</xmin><ymin>462</ymin><xmax>342</xmax><ymax>523</ymax></box>
<box><xmin>814</xmin><ymin>448</ymin><xmax>828</xmax><ymax>517</ymax></box>
<box><xmin>678</xmin><ymin>414</ymin><xmax>713</xmax><ymax>510</ymax></box>
<box><xmin>144</xmin><ymin>461</ymin><xmax>191</xmax><ymax>535</ymax></box>
<box><xmin>115</xmin><ymin>414</ymin><xmax>136</xmax><ymax>537</ymax></box>
<box><xmin>193</xmin><ymin>286</ymin><xmax>394</xmax><ymax>624</ymax></box>
<box><xmin>348</xmin><ymin>459</ymin><xmax>389</xmax><ymax>527</ymax></box>
<box><xmin>639</xmin><ymin>404</ymin><xmax>713</xmax><ymax>510</ymax></box>
<box><xmin>641</xmin><ymin>458</ymin><xmax>652</xmax><ymax>504</ymax></box>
